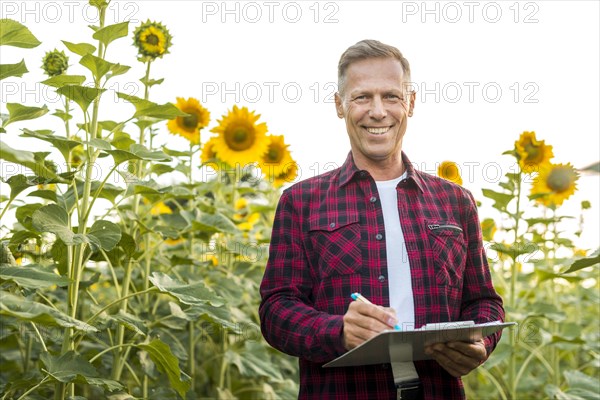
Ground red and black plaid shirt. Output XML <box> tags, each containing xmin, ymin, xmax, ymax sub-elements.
<box><xmin>259</xmin><ymin>152</ymin><xmax>504</xmax><ymax>399</ymax></box>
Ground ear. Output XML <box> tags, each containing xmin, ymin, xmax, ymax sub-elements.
<box><xmin>408</xmin><ymin>91</ymin><xmax>416</xmax><ymax>117</ymax></box>
<box><xmin>334</xmin><ymin>92</ymin><xmax>344</xmax><ymax>119</ymax></box>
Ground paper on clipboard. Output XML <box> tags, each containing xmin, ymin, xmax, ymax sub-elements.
<box><xmin>323</xmin><ymin>321</ymin><xmax>516</xmax><ymax>368</ymax></box>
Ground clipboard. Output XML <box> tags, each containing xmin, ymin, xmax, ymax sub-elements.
<box><xmin>323</xmin><ymin>321</ymin><xmax>516</xmax><ymax>368</ymax></box>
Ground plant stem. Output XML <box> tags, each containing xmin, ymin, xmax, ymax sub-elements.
<box><xmin>508</xmin><ymin>170</ymin><xmax>522</xmax><ymax>399</ymax></box>
<box><xmin>112</xmin><ymin>59</ymin><xmax>153</xmax><ymax>383</ymax></box>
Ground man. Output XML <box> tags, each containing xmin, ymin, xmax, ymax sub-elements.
<box><xmin>259</xmin><ymin>39</ymin><xmax>504</xmax><ymax>399</ymax></box>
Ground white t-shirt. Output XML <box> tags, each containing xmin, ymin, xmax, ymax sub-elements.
<box><xmin>374</xmin><ymin>172</ymin><xmax>415</xmax><ymax>328</ymax></box>
<box><xmin>375</xmin><ymin>172</ymin><xmax>419</xmax><ymax>383</ymax></box>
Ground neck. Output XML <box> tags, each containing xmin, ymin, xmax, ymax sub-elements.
<box><xmin>353</xmin><ymin>152</ymin><xmax>405</xmax><ymax>181</ymax></box>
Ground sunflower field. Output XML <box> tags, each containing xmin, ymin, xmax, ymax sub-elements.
<box><xmin>1</xmin><ymin>2</ymin><xmax>598</xmax><ymax>399</ymax></box>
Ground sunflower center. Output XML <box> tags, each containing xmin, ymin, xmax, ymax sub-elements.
<box><xmin>225</xmin><ymin>124</ymin><xmax>255</xmax><ymax>151</ymax></box>
<box><xmin>547</xmin><ymin>168</ymin><xmax>574</xmax><ymax>193</ymax></box>
<box><xmin>266</xmin><ymin>147</ymin><xmax>281</xmax><ymax>163</ymax></box>
<box><xmin>146</xmin><ymin>34</ymin><xmax>159</xmax><ymax>45</ymax></box>
<box><xmin>524</xmin><ymin>141</ymin><xmax>542</xmax><ymax>162</ymax></box>
<box><xmin>182</xmin><ymin>113</ymin><xmax>198</xmax><ymax>130</ymax></box>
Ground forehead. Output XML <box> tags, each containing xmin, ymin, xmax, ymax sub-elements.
<box><xmin>345</xmin><ymin>57</ymin><xmax>406</xmax><ymax>92</ymax></box>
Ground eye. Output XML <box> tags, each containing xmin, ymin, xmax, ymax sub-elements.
<box><xmin>353</xmin><ymin>95</ymin><xmax>369</xmax><ymax>103</ymax></box>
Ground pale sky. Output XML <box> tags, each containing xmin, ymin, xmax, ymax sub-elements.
<box><xmin>1</xmin><ymin>0</ymin><xmax>599</xmax><ymax>250</ymax></box>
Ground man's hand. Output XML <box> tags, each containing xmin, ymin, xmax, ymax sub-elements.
<box><xmin>342</xmin><ymin>301</ymin><xmax>398</xmax><ymax>350</ymax></box>
<box><xmin>424</xmin><ymin>338</ymin><xmax>487</xmax><ymax>377</ymax></box>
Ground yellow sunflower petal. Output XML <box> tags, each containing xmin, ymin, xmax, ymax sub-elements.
<box><xmin>210</xmin><ymin>105</ymin><xmax>269</xmax><ymax>166</ymax></box>
<box><xmin>167</xmin><ymin>97</ymin><xmax>210</xmax><ymax>145</ymax></box>
<box><xmin>515</xmin><ymin>131</ymin><xmax>554</xmax><ymax>171</ymax></box>
<box><xmin>530</xmin><ymin>162</ymin><xmax>579</xmax><ymax>207</ymax></box>
<box><xmin>437</xmin><ymin>161</ymin><xmax>463</xmax><ymax>186</ymax></box>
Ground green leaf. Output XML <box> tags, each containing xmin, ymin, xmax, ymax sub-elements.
<box><xmin>116</xmin><ymin>92</ymin><xmax>187</xmax><ymax>120</ymax></box>
<box><xmin>28</xmin><ymin>188</ymin><xmax>60</xmax><ymax>203</ymax></box>
<box><xmin>169</xmin><ymin>302</ymin><xmax>238</xmax><ymax>331</ymax></box>
<box><xmin>88</xmin><ymin>220</ymin><xmax>121</xmax><ymax>251</ymax></box>
<box><xmin>0</xmin><ymin>19</ymin><xmax>41</xmax><ymax>48</ymax></box>
<box><xmin>79</xmin><ymin>53</ymin><xmax>129</xmax><ymax>81</ymax></box>
<box><xmin>92</xmin><ymin>21</ymin><xmax>129</xmax><ymax>47</ymax></box>
<box><xmin>41</xmin><ymin>351</ymin><xmax>97</xmax><ymax>383</ymax></box>
<box><xmin>40</xmin><ymin>351</ymin><xmax>122</xmax><ymax>391</ymax></box>
<box><xmin>110</xmin><ymin>310</ymin><xmax>147</xmax><ymax>336</ymax></box>
<box><xmin>580</xmin><ymin>161</ymin><xmax>599</xmax><ymax>174</ymax></box>
<box><xmin>140</xmin><ymin>76</ymin><xmax>164</xmax><ymax>87</ymax></box>
<box><xmin>564</xmin><ymin>370</ymin><xmax>600</xmax><ymax>394</ymax></box>
<box><xmin>4</xmin><ymin>174</ymin><xmax>37</xmax><ymax>200</ymax></box>
<box><xmin>63</xmin><ymin>181</ymin><xmax>123</xmax><ymax>211</ymax></box>
<box><xmin>0</xmin><ymin>264</ymin><xmax>69</xmax><ymax>289</ymax></box>
<box><xmin>0</xmin><ymin>243</ymin><xmax>16</xmax><ymax>265</ymax></box>
<box><xmin>490</xmin><ymin>241</ymin><xmax>540</xmax><ymax>260</ymax></box>
<box><xmin>225</xmin><ymin>342</ymin><xmax>284</xmax><ymax>380</ymax></box>
<box><xmin>0</xmin><ymin>141</ymin><xmax>59</xmax><ymax>179</ymax></box>
<box><xmin>2</xmin><ymin>103</ymin><xmax>48</xmax><ymax>127</ymax></box>
<box><xmin>41</xmin><ymin>74</ymin><xmax>86</xmax><ymax>88</ymax></box>
<box><xmin>105</xmin><ymin>144</ymin><xmax>171</xmax><ymax>165</ymax></box>
<box><xmin>151</xmin><ymin>163</ymin><xmax>175</xmax><ymax>176</ymax></box>
<box><xmin>0</xmin><ymin>59</ymin><xmax>28</xmax><ymax>80</ymax></box>
<box><xmin>21</xmin><ymin>129</ymin><xmax>82</xmax><ymax>162</ymax></box>
<box><xmin>192</xmin><ymin>212</ymin><xmax>239</xmax><ymax>235</ymax></box>
<box><xmin>482</xmin><ymin>188</ymin><xmax>514</xmax><ymax>211</ymax></box>
<box><xmin>61</xmin><ymin>41</ymin><xmax>96</xmax><ymax>56</ymax></box>
<box><xmin>31</xmin><ymin>204</ymin><xmax>96</xmax><ymax>247</ymax></box>
<box><xmin>137</xmin><ymin>340</ymin><xmax>191</xmax><ymax>399</ymax></box>
<box><xmin>149</xmin><ymin>272</ymin><xmax>225</xmax><ymax>307</ymax></box>
<box><xmin>57</xmin><ymin>85</ymin><xmax>105</xmax><ymax>113</ymax></box>
<box><xmin>15</xmin><ymin>203</ymin><xmax>43</xmax><ymax>231</ymax></box>
<box><xmin>562</xmin><ymin>250</ymin><xmax>600</xmax><ymax>274</ymax></box>
<box><xmin>0</xmin><ymin>291</ymin><xmax>98</xmax><ymax>332</ymax></box>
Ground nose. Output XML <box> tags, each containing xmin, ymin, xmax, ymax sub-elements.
<box><xmin>369</xmin><ymin>96</ymin><xmax>387</xmax><ymax>119</ymax></box>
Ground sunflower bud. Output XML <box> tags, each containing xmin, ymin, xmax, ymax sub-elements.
<box><xmin>133</xmin><ymin>20</ymin><xmax>173</xmax><ymax>60</ymax></box>
<box><xmin>70</xmin><ymin>137</ymin><xmax>85</xmax><ymax>169</ymax></box>
<box><xmin>42</xmin><ymin>50</ymin><xmax>69</xmax><ymax>76</ymax></box>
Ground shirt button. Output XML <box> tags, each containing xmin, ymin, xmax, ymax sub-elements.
<box><xmin>370</xmin><ymin>196</ymin><xmax>377</xmax><ymax>203</ymax></box>
<box><xmin>375</xmin><ymin>233</ymin><xmax>383</xmax><ymax>240</ymax></box>
<box><xmin>378</xmin><ymin>275</ymin><xmax>386</xmax><ymax>282</ymax></box>
<box><xmin>382</xmin><ymin>364</ymin><xmax>389</xmax><ymax>369</ymax></box>
<box><xmin>329</xmin><ymin>222</ymin><xmax>336</xmax><ymax>229</ymax></box>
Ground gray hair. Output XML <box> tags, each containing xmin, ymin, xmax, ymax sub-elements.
<box><xmin>337</xmin><ymin>39</ymin><xmax>411</xmax><ymax>95</ymax></box>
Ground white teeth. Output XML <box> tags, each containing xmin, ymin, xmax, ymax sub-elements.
<box><xmin>366</xmin><ymin>127</ymin><xmax>390</xmax><ymax>134</ymax></box>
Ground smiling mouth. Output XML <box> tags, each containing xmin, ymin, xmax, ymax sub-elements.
<box><xmin>365</xmin><ymin>126</ymin><xmax>392</xmax><ymax>135</ymax></box>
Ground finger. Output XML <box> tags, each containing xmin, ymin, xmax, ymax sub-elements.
<box><xmin>350</xmin><ymin>302</ymin><xmax>398</xmax><ymax>328</ymax></box>
<box><xmin>428</xmin><ymin>347</ymin><xmax>473</xmax><ymax>377</ymax></box>
<box><xmin>446</xmin><ymin>339</ymin><xmax>487</xmax><ymax>361</ymax></box>
<box><xmin>437</xmin><ymin>345</ymin><xmax>481</xmax><ymax>375</ymax></box>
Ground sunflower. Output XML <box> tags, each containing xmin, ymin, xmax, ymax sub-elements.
<box><xmin>133</xmin><ymin>20</ymin><xmax>172</xmax><ymax>59</ymax></box>
<box><xmin>273</xmin><ymin>160</ymin><xmax>299</xmax><ymax>188</ymax></box>
<box><xmin>259</xmin><ymin>135</ymin><xmax>295</xmax><ymax>179</ymax></box>
<box><xmin>201</xmin><ymin>137</ymin><xmax>219</xmax><ymax>163</ymax></box>
<box><xmin>515</xmin><ymin>131</ymin><xmax>554</xmax><ymax>172</ymax></box>
<box><xmin>531</xmin><ymin>163</ymin><xmax>579</xmax><ymax>207</ymax></box>
<box><xmin>437</xmin><ymin>161</ymin><xmax>463</xmax><ymax>186</ymax></box>
<box><xmin>150</xmin><ymin>201</ymin><xmax>173</xmax><ymax>216</ymax></box>
<box><xmin>480</xmin><ymin>218</ymin><xmax>497</xmax><ymax>242</ymax></box>
<box><xmin>42</xmin><ymin>49</ymin><xmax>68</xmax><ymax>76</ymax></box>
<box><xmin>211</xmin><ymin>105</ymin><xmax>269</xmax><ymax>166</ymax></box>
<box><xmin>167</xmin><ymin>97</ymin><xmax>210</xmax><ymax>145</ymax></box>
<box><xmin>238</xmin><ymin>212</ymin><xmax>261</xmax><ymax>231</ymax></box>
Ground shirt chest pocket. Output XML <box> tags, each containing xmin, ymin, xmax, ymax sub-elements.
<box><xmin>427</xmin><ymin>222</ymin><xmax>467</xmax><ymax>287</ymax></box>
<box><xmin>308</xmin><ymin>214</ymin><xmax>363</xmax><ymax>278</ymax></box>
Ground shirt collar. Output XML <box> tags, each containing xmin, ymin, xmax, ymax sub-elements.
<box><xmin>338</xmin><ymin>151</ymin><xmax>425</xmax><ymax>193</ymax></box>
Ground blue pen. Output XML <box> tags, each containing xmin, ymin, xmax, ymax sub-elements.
<box><xmin>351</xmin><ymin>292</ymin><xmax>401</xmax><ymax>331</ymax></box>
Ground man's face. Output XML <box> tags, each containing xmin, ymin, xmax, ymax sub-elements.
<box><xmin>335</xmin><ymin>57</ymin><xmax>415</xmax><ymax>171</ymax></box>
